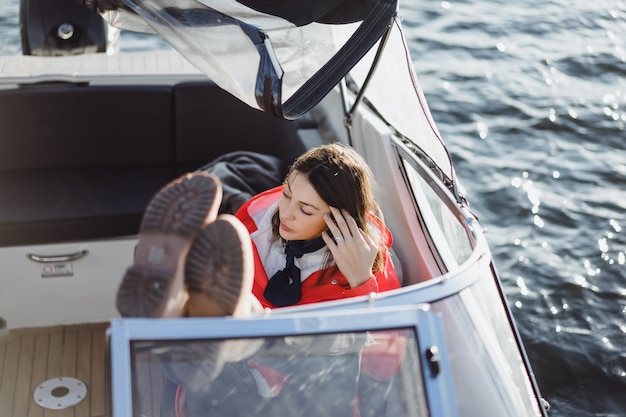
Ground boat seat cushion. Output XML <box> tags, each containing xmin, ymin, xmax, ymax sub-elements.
<box><xmin>0</xmin><ymin>166</ymin><xmax>176</xmax><ymax>245</ymax></box>
<box><xmin>0</xmin><ymin>82</ymin><xmax>305</xmax><ymax>246</ymax></box>
<box><xmin>173</xmin><ymin>82</ymin><xmax>305</xmax><ymax>174</ymax></box>
<box><xmin>0</xmin><ymin>85</ymin><xmax>174</xmax><ymax>171</ymax></box>
<box><xmin>0</xmin><ymin>85</ymin><xmax>175</xmax><ymax>246</ymax></box>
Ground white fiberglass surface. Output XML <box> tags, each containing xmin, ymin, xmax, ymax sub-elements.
<box><xmin>0</xmin><ymin>237</ymin><xmax>133</xmax><ymax>329</ymax></box>
<box><xmin>433</xmin><ymin>281</ymin><xmax>542</xmax><ymax>417</ymax></box>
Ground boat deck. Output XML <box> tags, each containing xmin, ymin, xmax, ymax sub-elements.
<box><xmin>0</xmin><ymin>322</ymin><xmax>164</xmax><ymax>417</ymax></box>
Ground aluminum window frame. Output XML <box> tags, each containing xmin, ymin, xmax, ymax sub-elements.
<box><xmin>109</xmin><ymin>304</ymin><xmax>459</xmax><ymax>417</ymax></box>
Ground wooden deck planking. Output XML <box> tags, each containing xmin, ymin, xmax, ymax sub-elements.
<box><xmin>14</xmin><ymin>333</ymin><xmax>36</xmax><ymax>416</ymax></box>
<box><xmin>90</xmin><ymin>330</ymin><xmax>106</xmax><ymax>417</ymax></box>
<box><xmin>0</xmin><ymin>343</ymin><xmax>5</xmax><ymax>409</ymax></box>
<box><xmin>59</xmin><ymin>329</ymin><xmax>77</xmax><ymax>417</ymax></box>
<box><xmin>0</xmin><ymin>336</ymin><xmax>20</xmax><ymax>413</ymax></box>
<box><xmin>43</xmin><ymin>330</ymin><xmax>64</xmax><ymax>417</ymax></box>
<box><xmin>1</xmin><ymin>323</ymin><xmax>112</xmax><ymax>417</ymax></box>
<box><xmin>75</xmin><ymin>330</ymin><xmax>91</xmax><ymax>417</ymax></box>
<box><xmin>28</xmin><ymin>333</ymin><xmax>50</xmax><ymax>417</ymax></box>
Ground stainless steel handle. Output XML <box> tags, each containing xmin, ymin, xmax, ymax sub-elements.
<box><xmin>26</xmin><ymin>250</ymin><xmax>89</xmax><ymax>263</ymax></box>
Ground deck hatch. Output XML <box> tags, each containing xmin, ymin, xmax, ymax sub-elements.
<box><xmin>33</xmin><ymin>376</ymin><xmax>87</xmax><ymax>410</ymax></box>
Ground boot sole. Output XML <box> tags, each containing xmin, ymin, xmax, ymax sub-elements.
<box><xmin>185</xmin><ymin>214</ymin><xmax>253</xmax><ymax>317</ymax></box>
<box><xmin>116</xmin><ymin>172</ymin><xmax>222</xmax><ymax>318</ymax></box>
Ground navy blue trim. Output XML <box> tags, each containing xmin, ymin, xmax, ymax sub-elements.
<box><xmin>281</xmin><ymin>0</ymin><xmax>397</xmax><ymax>119</ymax></box>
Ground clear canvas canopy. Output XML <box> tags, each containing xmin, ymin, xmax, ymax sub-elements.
<box><xmin>87</xmin><ymin>0</ymin><xmax>455</xmax><ymax>185</ymax></box>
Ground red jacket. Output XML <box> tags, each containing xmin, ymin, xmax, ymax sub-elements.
<box><xmin>235</xmin><ymin>186</ymin><xmax>400</xmax><ymax>309</ymax></box>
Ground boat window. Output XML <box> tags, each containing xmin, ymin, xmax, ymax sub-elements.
<box><xmin>401</xmin><ymin>157</ymin><xmax>473</xmax><ymax>269</ymax></box>
<box><xmin>129</xmin><ymin>329</ymin><xmax>428</xmax><ymax>417</ymax></box>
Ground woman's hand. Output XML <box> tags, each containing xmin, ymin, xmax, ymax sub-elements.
<box><xmin>322</xmin><ymin>207</ymin><xmax>377</xmax><ymax>288</ymax></box>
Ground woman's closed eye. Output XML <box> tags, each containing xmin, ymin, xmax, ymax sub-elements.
<box><xmin>283</xmin><ymin>191</ymin><xmax>313</xmax><ymax>215</ymax></box>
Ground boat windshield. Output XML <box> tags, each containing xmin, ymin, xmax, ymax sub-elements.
<box><xmin>129</xmin><ymin>329</ymin><xmax>428</xmax><ymax>416</ymax></box>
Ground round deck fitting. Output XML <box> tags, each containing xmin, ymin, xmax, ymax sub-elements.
<box><xmin>33</xmin><ymin>377</ymin><xmax>87</xmax><ymax>410</ymax></box>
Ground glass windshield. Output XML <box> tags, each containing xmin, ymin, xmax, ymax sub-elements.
<box><xmin>401</xmin><ymin>156</ymin><xmax>473</xmax><ymax>270</ymax></box>
<box><xmin>129</xmin><ymin>329</ymin><xmax>427</xmax><ymax>417</ymax></box>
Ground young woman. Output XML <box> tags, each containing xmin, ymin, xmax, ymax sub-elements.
<box><xmin>234</xmin><ymin>142</ymin><xmax>400</xmax><ymax>309</ymax></box>
<box><xmin>116</xmin><ymin>143</ymin><xmax>399</xmax><ymax>318</ymax></box>
<box><xmin>116</xmin><ymin>143</ymin><xmax>403</xmax><ymax>416</ymax></box>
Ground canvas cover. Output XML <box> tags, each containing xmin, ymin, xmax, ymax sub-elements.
<box><xmin>93</xmin><ymin>0</ymin><xmax>455</xmax><ymax>183</ymax></box>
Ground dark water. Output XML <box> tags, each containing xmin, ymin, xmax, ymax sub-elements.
<box><xmin>402</xmin><ymin>2</ymin><xmax>626</xmax><ymax>416</ymax></box>
<box><xmin>2</xmin><ymin>0</ymin><xmax>625</xmax><ymax>415</ymax></box>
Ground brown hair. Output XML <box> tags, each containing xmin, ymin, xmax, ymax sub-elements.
<box><xmin>271</xmin><ymin>143</ymin><xmax>386</xmax><ymax>275</ymax></box>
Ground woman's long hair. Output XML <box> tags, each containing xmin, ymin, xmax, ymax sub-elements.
<box><xmin>271</xmin><ymin>143</ymin><xmax>386</xmax><ymax>278</ymax></box>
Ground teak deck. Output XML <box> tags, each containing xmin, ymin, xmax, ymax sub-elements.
<box><xmin>0</xmin><ymin>322</ymin><xmax>164</xmax><ymax>417</ymax></box>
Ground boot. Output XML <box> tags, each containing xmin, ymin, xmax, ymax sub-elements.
<box><xmin>116</xmin><ymin>172</ymin><xmax>222</xmax><ymax>318</ymax></box>
<box><xmin>161</xmin><ymin>215</ymin><xmax>262</xmax><ymax>391</ymax></box>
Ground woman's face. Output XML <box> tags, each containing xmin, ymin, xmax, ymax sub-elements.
<box><xmin>278</xmin><ymin>172</ymin><xmax>330</xmax><ymax>241</ymax></box>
